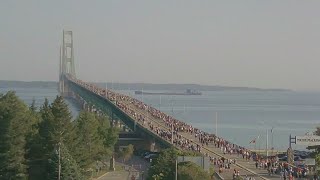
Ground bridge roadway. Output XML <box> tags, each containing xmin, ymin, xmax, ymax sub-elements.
<box><xmin>120</xmin><ymin>99</ymin><xmax>279</xmax><ymax>180</ymax></box>
<box><xmin>67</xmin><ymin>76</ymin><xmax>280</xmax><ymax>180</ymax></box>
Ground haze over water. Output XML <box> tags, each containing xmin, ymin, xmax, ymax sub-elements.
<box><xmin>1</xmin><ymin>84</ymin><xmax>318</xmax><ymax>151</ymax></box>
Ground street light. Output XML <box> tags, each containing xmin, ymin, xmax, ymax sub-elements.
<box><xmin>159</xmin><ymin>95</ymin><xmax>161</xmax><ymax>110</ymax></box>
<box><xmin>271</xmin><ymin>127</ymin><xmax>274</xmax><ymax>156</ymax></box>
<box><xmin>215</xmin><ymin>112</ymin><xmax>218</xmax><ymax>137</ymax></box>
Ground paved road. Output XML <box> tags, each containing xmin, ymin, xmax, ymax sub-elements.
<box><xmin>97</xmin><ymin>171</ymin><xmax>130</xmax><ymax>180</ymax></box>
<box><xmin>118</xmin><ymin>156</ymin><xmax>150</xmax><ymax>177</ymax></box>
<box><xmin>98</xmin><ymin>156</ymin><xmax>149</xmax><ymax>180</ymax></box>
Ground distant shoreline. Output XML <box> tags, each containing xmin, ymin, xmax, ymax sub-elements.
<box><xmin>0</xmin><ymin>80</ymin><xmax>292</xmax><ymax>92</ymax></box>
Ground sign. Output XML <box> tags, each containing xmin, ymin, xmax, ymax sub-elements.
<box><xmin>295</xmin><ymin>136</ymin><xmax>320</xmax><ymax>145</ymax></box>
<box><xmin>304</xmin><ymin>158</ymin><xmax>316</xmax><ymax>166</ymax></box>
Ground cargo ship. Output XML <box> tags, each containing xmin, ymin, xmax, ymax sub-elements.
<box><xmin>135</xmin><ymin>89</ymin><xmax>202</xmax><ymax>95</ymax></box>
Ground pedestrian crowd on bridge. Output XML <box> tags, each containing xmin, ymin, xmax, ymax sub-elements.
<box><xmin>72</xmin><ymin>78</ymin><xmax>288</xmax><ymax>179</ymax></box>
<box><xmin>253</xmin><ymin>155</ymin><xmax>318</xmax><ymax>180</ymax></box>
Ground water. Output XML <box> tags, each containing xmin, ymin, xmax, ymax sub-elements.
<box><xmin>118</xmin><ymin>90</ymin><xmax>320</xmax><ymax>151</ymax></box>
<box><xmin>1</xmin><ymin>85</ymin><xmax>319</xmax><ymax>151</ymax></box>
<box><xmin>0</xmin><ymin>86</ymin><xmax>80</xmax><ymax>119</ymax></box>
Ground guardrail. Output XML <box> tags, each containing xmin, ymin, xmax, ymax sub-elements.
<box><xmin>214</xmin><ymin>172</ymin><xmax>224</xmax><ymax>180</ymax></box>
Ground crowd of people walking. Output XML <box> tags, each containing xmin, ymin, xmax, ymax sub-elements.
<box><xmin>70</xmin><ymin>77</ymin><xmax>319</xmax><ymax>180</ymax></box>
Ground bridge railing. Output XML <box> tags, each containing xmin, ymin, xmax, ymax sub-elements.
<box><xmin>66</xmin><ymin>75</ymin><xmax>218</xmax><ymax>150</ymax></box>
<box><xmin>66</xmin><ymin>74</ymin><xmax>174</xmax><ymax>147</ymax></box>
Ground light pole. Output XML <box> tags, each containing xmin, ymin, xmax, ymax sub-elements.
<box><xmin>271</xmin><ymin>127</ymin><xmax>274</xmax><ymax>156</ymax></box>
<box><xmin>266</xmin><ymin>129</ymin><xmax>268</xmax><ymax>157</ymax></box>
<box><xmin>215</xmin><ymin>112</ymin><xmax>218</xmax><ymax>137</ymax></box>
<box><xmin>159</xmin><ymin>95</ymin><xmax>161</xmax><ymax>110</ymax></box>
<box><xmin>170</xmin><ymin>97</ymin><xmax>175</xmax><ymax>145</ymax></box>
<box><xmin>175</xmin><ymin>159</ymin><xmax>178</xmax><ymax>180</ymax></box>
<box><xmin>105</xmin><ymin>82</ymin><xmax>108</xmax><ymax>99</ymax></box>
<box><xmin>58</xmin><ymin>143</ymin><xmax>61</xmax><ymax>180</ymax></box>
<box><xmin>142</xmin><ymin>87</ymin><xmax>144</xmax><ymax>102</ymax></box>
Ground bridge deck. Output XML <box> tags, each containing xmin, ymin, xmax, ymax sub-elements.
<box><xmin>121</xmin><ymin>99</ymin><xmax>273</xmax><ymax>180</ymax></box>
<box><xmin>66</xmin><ymin>76</ymin><xmax>279</xmax><ymax>180</ymax></box>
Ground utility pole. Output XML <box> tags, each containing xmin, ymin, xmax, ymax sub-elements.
<box><xmin>266</xmin><ymin>129</ymin><xmax>269</xmax><ymax>157</ymax></box>
<box><xmin>215</xmin><ymin>112</ymin><xmax>218</xmax><ymax>137</ymax></box>
<box><xmin>159</xmin><ymin>95</ymin><xmax>161</xmax><ymax>110</ymax></box>
<box><xmin>171</xmin><ymin>97</ymin><xmax>174</xmax><ymax>145</ymax></box>
<box><xmin>105</xmin><ymin>83</ymin><xmax>108</xmax><ymax>99</ymax></box>
<box><xmin>58</xmin><ymin>143</ymin><xmax>61</xmax><ymax>180</ymax></box>
<box><xmin>111</xmin><ymin>81</ymin><xmax>114</xmax><ymax>91</ymax></box>
<box><xmin>271</xmin><ymin>127</ymin><xmax>274</xmax><ymax>156</ymax></box>
<box><xmin>175</xmin><ymin>159</ymin><xmax>178</xmax><ymax>180</ymax></box>
<box><xmin>142</xmin><ymin>87</ymin><xmax>144</xmax><ymax>102</ymax></box>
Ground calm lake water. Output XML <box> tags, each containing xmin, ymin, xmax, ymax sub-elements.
<box><xmin>1</xmin><ymin>85</ymin><xmax>319</xmax><ymax>151</ymax></box>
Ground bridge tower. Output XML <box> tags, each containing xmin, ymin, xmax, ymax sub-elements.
<box><xmin>59</xmin><ymin>30</ymin><xmax>76</xmax><ymax>96</ymax></box>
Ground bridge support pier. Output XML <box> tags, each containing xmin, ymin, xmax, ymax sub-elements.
<box><xmin>150</xmin><ymin>140</ymin><xmax>156</xmax><ymax>152</ymax></box>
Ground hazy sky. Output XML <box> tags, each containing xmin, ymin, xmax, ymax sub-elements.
<box><xmin>1</xmin><ymin>1</ymin><xmax>320</xmax><ymax>90</ymax></box>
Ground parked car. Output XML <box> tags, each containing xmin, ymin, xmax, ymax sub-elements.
<box><xmin>144</xmin><ymin>153</ymin><xmax>158</xmax><ymax>162</ymax></box>
<box><xmin>279</xmin><ymin>156</ymin><xmax>287</xmax><ymax>161</ymax></box>
<box><xmin>277</xmin><ymin>153</ymin><xmax>286</xmax><ymax>159</ymax></box>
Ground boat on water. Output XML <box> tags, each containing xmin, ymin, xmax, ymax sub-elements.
<box><xmin>135</xmin><ymin>89</ymin><xmax>202</xmax><ymax>95</ymax></box>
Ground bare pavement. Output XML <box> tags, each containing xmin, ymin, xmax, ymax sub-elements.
<box><xmin>97</xmin><ymin>156</ymin><xmax>149</xmax><ymax>180</ymax></box>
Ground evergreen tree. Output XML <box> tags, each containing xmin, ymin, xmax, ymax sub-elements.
<box><xmin>0</xmin><ymin>91</ymin><xmax>35</xmax><ymax>179</ymax></box>
<box><xmin>316</xmin><ymin>153</ymin><xmax>320</xmax><ymax>176</ymax></box>
<box><xmin>27</xmin><ymin>98</ymin><xmax>54</xmax><ymax>180</ymax></box>
<box><xmin>97</xmin><ymin>115</ymin><xmax>118</xmax><ymax>150</ymax></box>
<box><xmin>29</xmin><ymin>98</ymin><xmax>37</xmax><ymax>113</ymax></box>
<box><xmin>147</xmin><ymin>148</ymin><xmax>203</xmax><ymax>180</ymax></box>
<box><xmin>119</xmin><ymin>144</ymin><xmax>134</xmax><ymax>162</ymax></box>
<box><xmin>177</xmin><ymin>161</ymin><xmax>210</xmax><ymax>180</ymax></box>
<box><xmin>47</xmin><ymin>143</ymin><xmax>83</xmax><ymax>180</ymax></box>
<box><xmin>39</xmin><ymin>98</ymin><xmax>55</xmax><ymax>152</ymax></box>
<box><xmin>73</xmin><ymin>111</ymin><xmax>106</xmax><ymax>168</ymax></box>
<box><xmin>147</xmin><ymin>148</ymin><xmax>180</xmax><ymax>179</ymax></box>
<box><xmin>37</xmin><ymin>96</ymin><xmax>78</xmax><ymax>179</ymax></box>
<box><xmin>49</xmin><ymin>96</ymin><xmax>75</xmax><ymax>150</ymax></box>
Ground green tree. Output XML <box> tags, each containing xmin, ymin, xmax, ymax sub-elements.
<box><xmin>148</xmin><ymin>148</ymin><xmax>180</xmax><ymax>180</ymax></box>
<box><xmin>147</xmin><ymin>148</ymin><xmax>203</xmax><ymax>180</ymax></box>
<box><xmin>26</xmin><ymin>132</ymin><xmax>46</xmax><ymax>180</ymax></box>
<box><xmin>97</xmin><ymin>115</ymin><xmax>118</xmax><ymax>150</ymax></box>
<box><xmin>25</xmin><ymin>97</ymin><xmax>44</xmax><ymax>180</ymax></box>
<box><xmin>27</xmin><ymin>98</ymin><xmax>54</xmax><ymax>180</ymax></box>
<box><xmin>49</xmin><ymin>96</ymin><xmax>75</xmax><ymax>148</ymax></box>
<box><xmin>316</xmin><ymin>153</ymin><xmax>320</xmax><ymax>176</ymax></box>
<box><xmin>119</xmin><ymin>144</ymin><xmax>134</xmax><ymax>162</ymax></box>
<box><xmin>178</xmin><ymin>161</ymin><xmax>210</xmax><ymax>180</ymax></box>
<box><xmin>29</xmin><ymin>98</ymin><xmax>37</xmax><ymax>113</ymax></box>
<box><xmin>37</xmin><ymin>96</ymin><xmax>80</xmax><ymax>179</ymax></box>
<box><xmin>73</xmin><ymin>111</ymin><xmax>106</xmax><ymax>168</ymax></box>
<box><xmin>39</xmin><ymin>98</ymin><xmax>55</xmax><ymax>152</ymax></box>
<box><xmin>0</xmin><ymin>91</ymin><xmax>36</xmax><ymax>179</ymax></box>
<box><xmin>48</xmin><ymin>96</ymin><xmax>80</xmax><ymax>178</ymax></box>
<box><xmin>47</xmin><ymin>143</ymin><xmax>83</xmax><ymax>180</ymax></box>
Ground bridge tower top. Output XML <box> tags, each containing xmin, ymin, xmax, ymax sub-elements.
<box><xmin>60</xmin><ymin>30</ymin><xmax>76</xmax><ymax>78</ymax></box>
<box><xmin>59</xmin><ymin>30</ymin><xmax>76</xmax><ymax>95</ymax></box>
